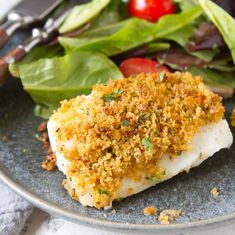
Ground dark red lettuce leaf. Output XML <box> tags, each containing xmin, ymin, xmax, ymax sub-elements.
<box><xmin>156</xmin><ymin>49</ymin><xmax>207</xmax><ymax>70</ymax></box>
<box><xmin>156</xmin><ymin>48</ymin><xmax>232</xmax><ymax>71</ymax></box>
<box><xmin>187</xmin><ymin>22</ymin><xmax>226</xmax><ymax>52</ymax></box>
<box><xmin>187</xmin><ymin>0</ymin><xmax>235</xmax><ymax>52</ymax></box>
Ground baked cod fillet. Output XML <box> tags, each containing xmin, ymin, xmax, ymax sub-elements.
<box><xmin>47</xmin><ymin>72</ymin><xmax>233</xmax><ymax>209</ymax></box>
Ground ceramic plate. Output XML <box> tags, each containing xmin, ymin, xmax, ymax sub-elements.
<box><xmin>0</xmin><ymin>35</ymin><xmax>235</xmax><ymax>234</ymax></box>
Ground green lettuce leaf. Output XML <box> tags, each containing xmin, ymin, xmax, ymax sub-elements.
<box><xmin>154</xmin><ymin>5</ymin><xmax>202</xmax><ymax>38</ymax></box>
<box><xmin>174</xmin><ymin>0</ymin><xmax>198</xmax><ymax>11</ymax></box>
<box><xmin>59</xmin><ymin>6</ymin><xmax>202</xmax><ymax>57</ymax></box>
<box><xmin>59</xmin><ymin>18</ymin><xmax>155</xmax><ymax>56</ymax></box>
<box><xmin>88</xmin><ymin>0</ymin><xmax>126</xmax><ymax>30</ymax></box>
<box><xmin>59</xmin><ymin>0</ymin><xmax>111</xmax><ymax>34</ymax></box>
<box><xmin>10</xmin><ymin>51</ymin><xmax>123</xmax><ymax>118</ymax></box>
<box><xmin>163</xmin><ymin>25</ymin><xmax>195</xmax><ymax>47</ymax></box>
<box><xmin>10</xmin><ymin>45</ymin><xmax>63</xmax><ymax>78</ymax></box>
<box><xmin>199</xmin><ymin>0</ymin><xmax>235</xmax><ymax>64</ymax></box>
<box><xmin>188</xmin><ymin>66</ymin><xmax>235</xmax><ymax>91</ymax></box>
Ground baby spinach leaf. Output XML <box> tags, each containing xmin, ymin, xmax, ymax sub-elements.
<box><xmin>88</xmin><ymin>0</ymin><xmax>125</xmax><ymax>30</ymax></box>
<box><xmin>10</xmin><ymin>45</ymin><xmax>63</xmax><ymax>78</ymax></box>
<box><xmin>59</xmin><ymin>6</ymin><xmax>202</xmax><ymax>57</ymax></box>
<box><xmin>162</xmin><ymin>21</ymin><xmax>218</xmax><ymax>62</ymax></box>
<box><xmin>188</xmin><ymin>66</ymin><xmax>235</xmax><ymax>89</ymax></box>
<box><xmin>199</xmin><ymin>0</ymin><xmax>235</xmax><ymax>63</ymax></box>
<box><xmin>11</xmin><ymin>51</ymin><xmax>123</xmax><ymax>118</ymax></box>
<box><xmin>59</xmin><ymin>18</ymin><xmax>155</xmax><ymax>56</ymax></box>
<box><xmin>59</xmin><ymin>0</ymin><xmax>111</xmax><ymax>33</ymax></box>
<box><xmin>174</xmin><ymin>0</ymin><xmax>198</xmax><ymax>11</ymax></box>
<box><xmin>154</xmin><ymin>5</ymin><xmax>202</xmax><ymax>38</ymax></box>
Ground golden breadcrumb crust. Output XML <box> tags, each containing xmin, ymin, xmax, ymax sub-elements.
<box><xmin>51</xmin><ymin>72</ymin><xmax>224</xmax><ymax>208</ymax></box>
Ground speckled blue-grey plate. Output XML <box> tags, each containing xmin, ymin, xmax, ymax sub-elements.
<box><xmin>0</xmin><ymin>36</ymin><xmax>235</xmax><ymax>235</ymax></box>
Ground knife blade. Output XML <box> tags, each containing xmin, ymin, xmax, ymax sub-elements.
<box><xmin>0</xmin><ymin>0</ymin><xmax>90</xmax><ymax>83</ymax></box>
<box><xmin>0</xmin><ymin>0</ymin><xmax>65</xmax><ymax>48</ymax></box>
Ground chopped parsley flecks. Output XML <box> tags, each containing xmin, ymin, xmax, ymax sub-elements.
<box><xmin>149</xmin><ymin>176</ymin><xmax>162</xmax><ymax>182</ymax></box>
<box><xmin>35</xmin><ymin>133</ymin><xmax>40</xmax><ymax>140</ymax></box>
<box><xmin>142</xmin><ymin>137</ymin><xmax>153</xmax><ymax>150</ymax></box>
<box><xmin>98</xmin><ymin>189</ymin><xmax>110</xmax><ymax>196</ymax></box>
<box><xmin>101</xmin><ymin>88</ymin><xmax>124</xmax><ymax>102</ymax></box>
<box><xmin>159</xmin><ymin>71</ymin><xmax>166</xmax><ymax>82</ymax></box>
<box><xmin>22</xmin><ymin>149</ymin><xmax>28</xmax><ymax>154</ymax></box>
<box><xmin>121</xmin><ymin>120</ymin><xmax>129</xmax><ymax>127</ymax></box>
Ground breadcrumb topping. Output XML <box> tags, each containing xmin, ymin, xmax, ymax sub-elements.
<box><xmin>210</xmin><ymin>187</ymin><xmax>220</xmax><ymax>198</ymax></box>
<box><xmin>143</xmin><ymin>206</ymin><xmax>158</xmax><ymax>216</ymax></box>
<box><xmin>50</xmin><ymin>72</ymin><xmax>224</xmax><ymax>208</ymax></box>
<box><xmin>158</xmin><ymin>209</ymin><xmax>182</xmax><ymax>224</ymax></box>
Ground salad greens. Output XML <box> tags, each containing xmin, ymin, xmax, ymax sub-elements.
<box><xmin>174</xmin><ymin>0</ymin><xmax>198</xmax><ymax>11</ymax></box>
<box><xmin>153</xmin><ymin>5</ymin><xmax>202</xmax><ymax>38</ymax></box>
<box><xmin>59</xmin><ymin>6</ymin><xmax>202</xmax><ymax>55</ymax></box>
<box><xmin>59</xmin><ymin>18</ymin><xmax>155</xmax><ymax>56</ymax></box>
<box><xmin>189</xmin><ymin>67</ymin><xmax>235</xmax><ymax>89</ymax></box>
<box><xmin>9</xmin><ymin>0</ymin><xmax>235</xmax><ymax>119</ymax></box>
<box><xmin>11</xmin><ymin>51</ymin><xmax>123</xmax><ymax>118</ymax></box>
<box><xmin>59</xmin><ymin>0</ymin><xmax>111</xmax><ymax>33</ymax></box>
<box><xmin>10</xmin><ymin>45</ymin><xmax>63</xmax><ymax>78</ymax></box>
<box><xmin>199</xmin><ymin>0</ymin><xmax>235</xmax><ymax>63</ymax></box>
<box><xmin>88</xmin><ymin>0</ymin><xmax>127</xmax><ymax>28</ymax></box>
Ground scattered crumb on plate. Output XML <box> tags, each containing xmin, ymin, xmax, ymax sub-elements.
<box><xmin>41</xmin><ymin>153</ymin><xmax>56</xmax><ymax>171</ymax></box>
<box><xmin>37</xmin><ymin>121</ymin><xmax>48</xmax><ymax>132</ymax></box>
<box><xmin>210</xmin><ymin>187</ymin><xmax>220</xmax><ymax>198</ymax></box>
<box><xmin>36</xmin><ymin>121</ymin><xmax>57</xmax><ymax>171</ymax></box>
<box><xmin>158</xmin><ymin>209</ymin><xmax>182</xmax><ymax>225</ymax></box>
<box><xmin>111</xmin><ymin>209</ymin><xmax>116</xmax><ymax>214</ymax></box>
<box><xmin>1</xmin><ymin>135</ymin><xmax>9</xmax><ymax>142</ymax></box>
<box><xmin>143</xmin><ymin>206</ymin><xmax>158</xmax><ymax>216</ymax></box>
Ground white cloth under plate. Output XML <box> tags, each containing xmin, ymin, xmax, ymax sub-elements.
<box><xmin>0</xmin><ymin>181</ymin><xmax>33</xmax><ymax>235</ymax></box>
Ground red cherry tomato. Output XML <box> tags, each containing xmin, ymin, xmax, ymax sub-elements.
<box><xmin>128</xmin><ymin>0</ymin><xmax>176</xmax><ymax>22</ymax></box>
<box><xmin>119</xmin><ymin>57</ymin><xmax>169</xmax><ymax>77</ymax></box>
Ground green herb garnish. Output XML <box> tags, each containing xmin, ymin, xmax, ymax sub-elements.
<box><xmin>148</xmin><ymin>176</ymin><xmax>162</xmax><ymax>182</ymax></box>
<box><xmin>121</xmin><ymin>120</ymin><xmax>129</xmax><ymax>127</ymax></box>
<box><xmin>22</xmin><ymin>149</ymin><xmax>28</xmax><ymax>154</ymax></box>
<box><xmin>35</xmin><ymin>133</ymin><xmax>40</xmax><ymax>140</ymax></box>
<box><xmin>101</xmin><ymin>88</ymin><xmax>124</xmax><ymax>102</ymax></box>
<box><xmin>114</xmin><ymin>197</ymin><xmax>124</xmax><ymax>202</ymax></box>
<box><xmin>98</xmin><ymin>189</ymin><xmax>110</xmax><ymax>195</ymax></box>
<box><xmin>159</xmin><ymin>71</ymin><xmax>166</xmax><ymax>82</ymax></box>
<box><xmin>142</xmin><ymin>137</ymin><xmax>153</xmax><ymax>150</ymax></box>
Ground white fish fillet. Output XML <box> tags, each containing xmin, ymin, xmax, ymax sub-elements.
<box><xmin>47</xmin><ymin>118</ymin><xmax>233</xmax><ymax>208</ymax></box>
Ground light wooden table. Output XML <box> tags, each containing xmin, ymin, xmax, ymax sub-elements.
<box><xmin>20</xmin><ymin>208</ymin><xmax>235</xmax><ymax>235</ymax></box>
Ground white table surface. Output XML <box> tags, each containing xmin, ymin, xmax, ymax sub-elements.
<box><xmin>19</xmin><ymin>208</ymin><xmax>235</xmax><ymax>235</ymax></box>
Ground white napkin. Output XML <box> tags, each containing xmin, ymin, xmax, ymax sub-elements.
<box><xmin>0</xmin><ymin>181</ymin><xmax>33</xmax><ymax>235</ymax></box>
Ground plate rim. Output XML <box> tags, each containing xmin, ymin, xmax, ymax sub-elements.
<box><xmin>0</xmin><ymin>166</ymin><xmax>235</xmax><ymax>233</ymax></box>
